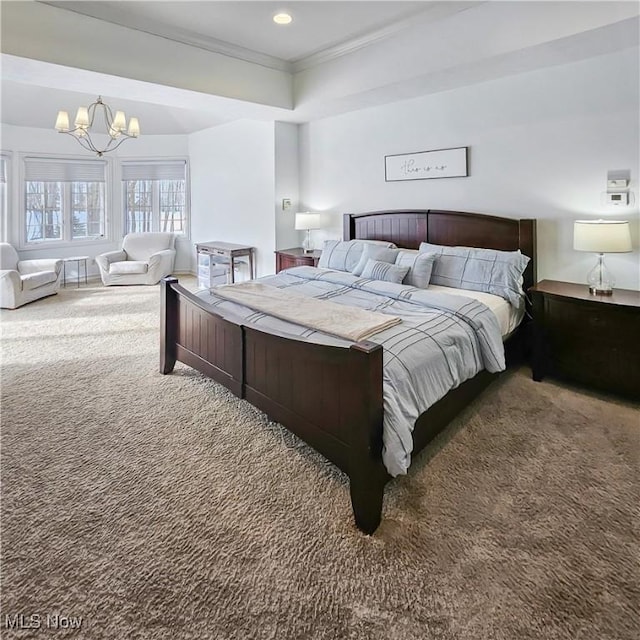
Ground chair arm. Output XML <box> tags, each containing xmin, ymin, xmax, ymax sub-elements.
<box><xmin>96</xmin><ymin>250</ymin><xmax>126</xmax><ymax>272</ymax></box>
<box><xmin>0</xmin><ymin>270</ymin><xmax>22</xmax><ymax>307</ymax></box>
<box><xmin>17</xmin><ymin>259</ymin><xmax>63</xmax><ymax>275</ymax></box>
<box><xmin>147</xmin><ymin>249</ymin><xmax>176</xmax><ymax>282</ymax></box>
<box><xmin>147</xmin><ymin>249</ymin><xmax>175</xmax><ymax>269</ymax></box>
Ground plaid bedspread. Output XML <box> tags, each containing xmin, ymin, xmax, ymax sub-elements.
<box><xmin>196</xmin><ymin>266</ymin><xmax>505</xmax><ymax>476</ymax></box>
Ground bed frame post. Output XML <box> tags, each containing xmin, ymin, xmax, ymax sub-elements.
<box><xmin>347</xmin><ymin>342</ymin><xmax>388</xmax><ymax>534</ymax></box>
<box><xmin>160</xmin><ymin>276</ymin><xmax>179</xmax><ymax>374</ymax></box>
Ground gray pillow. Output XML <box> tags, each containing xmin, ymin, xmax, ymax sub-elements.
<box><xmin>360</xmin><ymin>259</ymin><xmax>410</xmax><ymax>284</ymax></box>
<box><xmin>419</xmin><ymin>242</ymin><xmax>530</xmax><ymax>306</ymax></box>
<box><xmin>351</xmin><ymin>245</ymin><xmax>399</xmax><ymax>276</ymax></box>
<box><xmin>394</xmin><ymin>250</ymin><xmax>437</xmax><ymax>288</ymax></box>
<box><xmin>318</xmin><ymin>240</ymin><xmax>395</xmax><ymax>272</ymax></box>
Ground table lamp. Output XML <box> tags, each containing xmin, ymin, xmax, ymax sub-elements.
<box><xmin>573</xmin><ymin>219</ymin><xmax>632</xmax><ymax>295</ymax></box>
<box><xmin>295</xmin><ymin>212</ymin><xmax>321</xmax><ymax>253</ymax></box>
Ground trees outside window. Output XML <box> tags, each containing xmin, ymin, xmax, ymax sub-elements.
<box><xmin>23</xmin><ymin>158</ymin><xmax>106</xmax><ymax>245</ymax></box>
<box><xmin>122</xmin><ymin>161</ymin><xmax>187</xmax><ymax>235</ymax></box>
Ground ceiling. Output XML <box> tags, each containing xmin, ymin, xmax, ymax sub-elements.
<box><xmin>47</xmin><ymin>1</ymin><xmax>434</xmax><ymax>65</ymax></box>
<box><xmin>1</xmin><ymin>1</ymin><xmax>639</xmax><ymax>135</ymax></box>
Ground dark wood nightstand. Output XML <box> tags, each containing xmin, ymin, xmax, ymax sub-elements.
<box><xmin>275</xmin><ymin>248</ymin><xmax>321</xmax><ymax>273</ymax></box>
<box><xmin>530</xmin><ymin>280</ymin><xmax>640</xmax><ymax>399</ymax></box>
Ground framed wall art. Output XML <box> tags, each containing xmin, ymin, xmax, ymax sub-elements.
<box><xmin>385</xmin><ymin>147</ymin><xmax>468</xmax><ymax>182</ymax></box>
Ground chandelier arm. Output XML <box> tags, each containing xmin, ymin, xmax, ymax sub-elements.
<box><xmin>87</xmin><ymin>100</ymin><xmax>98</xmax><ymax>130</ymax></box>
<box><xmin>103</xmin><ymin>102</ymin><xmax>116</xmax><ymax>133</ymax></box>
<box><xmin>60</xmin><ymin>131</ymin><xmax>97</xmax><ymax>154</ymax></box>
<box><xmin>102</xmin><ymin>135</ymin><xmax>134</xmax><ymax>153</ymax></box>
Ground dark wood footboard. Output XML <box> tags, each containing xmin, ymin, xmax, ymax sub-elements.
<box><xmin>161</xmin><ymin>277</ymin><xmax>244</xmax><ymax>397</ymax></box>
<box><xmin>244</xmin><ymin>328</ymin><xmax>388</xmax><ymax>533</ymax></box>
<box><xmin>160</xmin><ymin>277</ymin><xmax>389</xmax><ymax>533</ymax></box>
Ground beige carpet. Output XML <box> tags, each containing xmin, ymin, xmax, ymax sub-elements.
<box><xmin>1</xmin><ymin>281</ymin><xmax>638</xmax><ymax>640</ymax></box>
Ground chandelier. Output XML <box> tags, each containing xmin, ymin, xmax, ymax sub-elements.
<box><xmin>54</xmin><ymin>96</ymin><xmax>140</xmax><ymax>157</ymax></box>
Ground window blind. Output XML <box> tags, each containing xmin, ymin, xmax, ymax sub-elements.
<box><xmin>24</xmin><ymin>158</ymin><xmax>107</xmax><ymax>182</ymax></box>
<box><xmin>121</xmin><ymin>161</ymin><xmax>186</xmax><ymax>181</ymax></box>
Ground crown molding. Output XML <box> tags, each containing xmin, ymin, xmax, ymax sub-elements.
<box><xmin>291</xmin><ymin>1</ymin><xmax>483</xmax><ymax>73</ymax></box>
<box><xmin>40</xmin><ymin>1</ymin><xmax>292</xmax><ymax>72</ymax></box>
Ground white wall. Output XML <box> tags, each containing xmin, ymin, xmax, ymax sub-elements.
<box><xmin>274</xmin><ymin>122</ymin><xmax>301</xmax><ymax>251</ymax></box>
<box><xmin>188</xmin><ymin>120</ymin><xmax>276</xmax><ymax>277</ymax></box>
<box><xmin>0</xmin><ymin>124</ymin><xmax>190</xmax><ymax>277</ymax></box>
<box><xmin>299</xmin><ymin>48</ymin><xmax>640</xmax><ymax>290</ymax></box>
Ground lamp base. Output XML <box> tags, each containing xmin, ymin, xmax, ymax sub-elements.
<box><xmin>302</xmin><ymin>229</ymin><xmax>313</xmax><ymax>253</ymax></box>
<box><xmin>589</xmin><ymin>286</ymin><xmax>613</xmax><ymax>296</ymax></box>
<box><xmin>586</xmin><ymin>253</ymin><xmax>615</xmax><ymax>297</ymax></box>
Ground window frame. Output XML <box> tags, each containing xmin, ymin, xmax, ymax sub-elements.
<box><xmin>19</xmin><ymin>153</ymin><xmax>113</xmax><ymax>251</ymax></box>
<box><xmin>0</xmin><ymin>152</ymin><xmax>10</xmax><ymax>243</ymax></box>
<box><xmin>120</xmin><ymin>158</ymin><xmax>190</xmax><ymax>239</ymax></box>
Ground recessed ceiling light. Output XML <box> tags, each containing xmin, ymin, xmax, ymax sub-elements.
<box><xmin>273</xmin><ymin>13</ymin><xmax>292</xmax><ymax>25</ymax></box>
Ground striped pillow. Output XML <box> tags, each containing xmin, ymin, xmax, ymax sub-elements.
<box><xmin>360</xmin><ymin>259</ymin><xmax>410</xmax><ymax>284</ymax></box>
<box><xmin>351</xmin><ymin>245</ymin><xmax>399</xmax><ymax>276</ymax></box>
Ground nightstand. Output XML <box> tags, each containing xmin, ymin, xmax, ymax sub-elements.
<box><xmin>530</xmin><ymin>280</ymin><xmax>640</xmax><ymax>399</ymax></box>
<box><xmin>275</xmin><ymin>248</ymin><xmax>321</xmax><ymax>273</ymax></box>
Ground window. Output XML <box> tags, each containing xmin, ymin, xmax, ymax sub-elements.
<box><xmin>23</xmin><ymin>158</ymin><xmax>107</xmax><ymax>245</ymax></box>
<box><xmin>122</xmin><ymin>161</ymin><xmax>187</xmax><ymax>235</ymax></box>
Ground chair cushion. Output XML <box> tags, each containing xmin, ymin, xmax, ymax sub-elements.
<box><xmin>21</xmin><ymin>270</ymin><xmax>57</xmax><ymax>291</ymax></box>
<box><xmin>109</xmin><ymin>261</ymin><xmax>148</xmax><ymax>275</ymax></box>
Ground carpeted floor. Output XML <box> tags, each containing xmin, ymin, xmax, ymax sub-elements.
<box><xmin>1</xmin><ymin>281</ymin><xmax>638</xmax><ymax>640</ymax></box>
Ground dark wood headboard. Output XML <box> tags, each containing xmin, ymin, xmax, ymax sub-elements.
<box><xmin>343</xmin><ymin>209</ymin><xmax>537</xmax><ymax>293</ymax></box>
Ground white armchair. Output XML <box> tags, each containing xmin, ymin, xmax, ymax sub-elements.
<box><xmin>0</xmin><ymin>243</ymin><xmax>63</xmax><ymax>309</ymax></box>
<box><xmin>96</xmin><ymin>232</ymin><xmax>176</xmax><ymax>286</ymax></box>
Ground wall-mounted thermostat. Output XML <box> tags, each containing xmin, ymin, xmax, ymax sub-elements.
<box><xmin>606</xmin><ymin>192</ymin><xmax>629</xmax><ymax>205</ymax></box>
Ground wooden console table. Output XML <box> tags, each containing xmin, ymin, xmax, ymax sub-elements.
<box><xmin>195</xmin><ymin>241</ymin><xmax>256</xmax><ymax>284</ymax></box>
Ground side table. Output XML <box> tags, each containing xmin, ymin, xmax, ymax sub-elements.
<box><xmin>275</xmin><ymin>248</ymin><xmax>321</xmax><ymax>273</ymax></box>
<box><xmin>529</xmin><ymin>279</ymin><xmax>640</xmax><ymax>399</ymax></box>
<box><xmin>195</xmin><ymin>242</ymin><xmax>256</xmax><ymax>284</ymax></box>
<box><xmin>63</xmin><ymin>256</ymin><xmax>89</xmax><ymax>288</ymax></box>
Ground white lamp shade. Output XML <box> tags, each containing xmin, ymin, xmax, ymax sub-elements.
<box><xmin>74</xmin><ymin>107</ymin><xmax>89</xmax><ymax>128</ymax></box>
<box><xmin>55</xmin><ymin>111</ymin><xmax>69</xmax><ymax>131</ymax></box>
<box><xmin>295</xmin><ymin>212</ymin><xmax>321</xmax><ymax>230</ymax></box>
<box><xmin>127</xmin><ymin>117</ymin><xmax>140</xmax><ymax>137</ymax></box>
<box><xmin>112</xmin><ymin>111</ymin><xmax>127</xmax><ymax>132</ymax></box>
<box><xmin>574</xmin><ymin>220</ymin><xmax>632</xmax><ymax>253</ymax></box>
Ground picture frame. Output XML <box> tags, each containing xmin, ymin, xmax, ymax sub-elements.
<box><xmin>385</xmin><ymin>147</ymin><xmax>468</xmax><ymax>182</ymax></box>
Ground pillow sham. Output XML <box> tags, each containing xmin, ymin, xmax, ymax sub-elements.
<box><xmin>318</xmin><ymin>239</ymin><xmax>395</xmax><ymax>272</ymax></box>
<box><xmin>418</xmin><ymin>242</ymin><xmax>530</xmax><ymax>307</ymax></box>
<box><xmin>394</xmin><ymin>250</ymin><xmax>437</xmax><ymax>289</ymax></box>
<box><xmin>360</xmin><ymin>259</ymin><xmax>410</xmax><ymax>284</ymax></box>
<box><xmin>351</xmin><ymin>245</ymin><xmax>399</xmax><ymax>276</ymax></box>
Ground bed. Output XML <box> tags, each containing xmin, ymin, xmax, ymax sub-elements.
<box><xmin>160</xmin><ymin>210</ymin><xmax>536</xmax><ymax>533</ymax></box>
